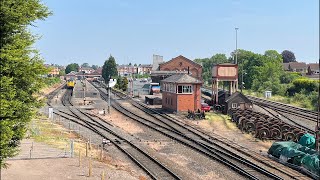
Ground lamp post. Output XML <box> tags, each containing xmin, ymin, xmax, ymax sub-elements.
<box><xmin>235</xmin><ymin>27</ymin><xmax>239</xmax><ymax>64</ymax></box>
<box><xmin>241</xmin><ymin>62</ymin><xmax>244</xmax><ymax>93</ymax></box>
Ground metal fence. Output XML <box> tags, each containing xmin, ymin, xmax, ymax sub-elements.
<box><xmin>8</xmin><ymin>140</ymin><xmax>72</xmax><ymax>160</ymax></box>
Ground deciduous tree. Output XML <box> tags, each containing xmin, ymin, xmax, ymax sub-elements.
<box><xmin>0</xmin><ymin>0</ymin><xmax>51</xmax><ymax>167</ymax></box>
<box><xmin>81</xmin><ymin>63</ymin><xmax>90</xmax><ymax>68</ymax></box>
<box><xmin>102</xmin><ymin>55</ymin><xmax>118</xmax><ymax>82</ymax></box>
<box><xmin>91</xmin><ymin>65</ymin><xmax>99</xmax><ymax>70</ymax></box>
<box><xmin>65</xmin><ymin>63</ymin><xmax>79</xmax><ymax>74</ymax></box>
<box><xmin>281</xmin><ymin>50</ymin><xmax>296</xmax><ymax>63</ymax></box>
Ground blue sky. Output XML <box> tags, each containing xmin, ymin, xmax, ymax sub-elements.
<box><xmin>32</xmin><ymin>0</ymin><xmax>319</xmax><ymax>66</ymax></box>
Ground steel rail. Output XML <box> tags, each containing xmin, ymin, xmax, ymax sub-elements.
<box><xmin>115</xmin><ymin>90</ymin><xmax>313</xmax><ymax>180</ymax></box>
<box><xmin>55</xmin><ymin>89</ymin><xmax>181</xmax><ymax>180</ymax></box>
<box><xmin>92</xmin><ymin>84</ymin><xmax>283</xmax><ymax>180</ymax></box>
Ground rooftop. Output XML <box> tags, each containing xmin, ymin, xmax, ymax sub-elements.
<box><xmin>161</xmin><ymin>74</ymin><xmax>202</xmax><ymax>84</ymax></box>
<box><xmin>307</xmin><ymin>63</ymin><xmax>319</xmax><ymax>70</ymax></box>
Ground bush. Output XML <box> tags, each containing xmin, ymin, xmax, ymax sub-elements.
<box><xmin>43</xmin><ymin>77</ymin><xmax>61</xmax><ymax>87</ymax></box>
<box><xmin>290</xmin><ymin>78</ymin><xmax>319</xmax><ymax>95</ymax></box>
<box><xmin>280</xmin><ymin>72</ymin><xmax>301</xmax><ymax>84</ymax></box>
<box><xmin>292</xmin><ymin>90</ymin><xmax>319</xmax><ymax>110</ymax></box>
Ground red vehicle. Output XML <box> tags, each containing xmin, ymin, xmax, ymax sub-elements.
<box><xmin>201</xmin><ymin>103</ymin><xmax>211</xmax><ymax>112</ymax></box>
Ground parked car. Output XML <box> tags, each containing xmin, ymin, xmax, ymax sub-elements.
<box><xmin>201</xmin><ymin>103</ymin><xmax>210</xmax><ymax>112</ymax></box>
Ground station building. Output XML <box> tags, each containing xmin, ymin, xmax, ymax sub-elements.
<box><xmin>161</xmin><ymin>74</ymin><xmax>202</xmax><ymax>112</ymax></box>
<box><xmin>151</xmin><ymin>55</ymin><xmax>202</xmax><ymax>83</ymax></box>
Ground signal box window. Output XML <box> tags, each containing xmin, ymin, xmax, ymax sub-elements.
<box><xmin>177</xmin><ymin>85</ymin><xmax>192</xmax><ymax>94</ymax></box>
<box><xmin>232</xmin><ymin>103</ymin><xmax>238</xmax><ymax>109</ymax></box>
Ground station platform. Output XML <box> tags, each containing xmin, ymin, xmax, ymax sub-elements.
<box><xmin>71</xmin><ymin>80</ymin><xmax>101</xmax><ymax>106</ymax></box>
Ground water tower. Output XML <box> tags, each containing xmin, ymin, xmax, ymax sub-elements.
<box><xmin>211</xmin><ymin>63</ymin><xmax>238</xmax><ymax>104</ymax></box>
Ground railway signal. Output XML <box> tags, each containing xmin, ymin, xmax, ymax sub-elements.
<box><xmin>107</xmin><ymin>78</ymin><xmax>117</xmax><ymax>114</ymax></box>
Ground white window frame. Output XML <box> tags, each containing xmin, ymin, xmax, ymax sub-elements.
<box><xmin>231</xmin><ymin>103</ymin><xmax>238</xmax><ymax>109</ymax></box>
<box><xmin>177</xmin><ymin>85</ymin><xmax>193</xmax><ymax>94</ymax></box>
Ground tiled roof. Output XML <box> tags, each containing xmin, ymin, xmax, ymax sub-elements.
<box><xmin>161</xmin><ymin>74</ymin><xmax>202</xmax><ymax>84</ymax></box>
<box><xmin>288</xmin><ymin>62</ymin><xmax>307</xmax><ymax>69</ymax></box>
<box><xmin>160</xmin><ymin>55</ymin><xmax>202</xmax><ymax>68</ymax></box>
<box><xmin>140</xmin><ymin>64</ymin><xmax>152</xmax><ymax>67</ymax></box>
<box><xmin>225</xmin><ymin>92</ymin><xmax>251</xmax><ymax>103</ymax></box>
<box><xmin>66</xmin><ymin>71</ymin><xmax>77</xmax><ymax>75</ymax></box>
<box><xmin>307</xmin><ymin>63</ymin><xmax>319</xmax><ymax>70</ymax></box>
<box><xmin>79</xmin><ymin>67</ymin><xmax>94</xmax><ymax>70</ymax></box>
<box><xmin>283</xmin><ymin>63</ymin><xmax>290</xmax><ymax>70</ymax></box>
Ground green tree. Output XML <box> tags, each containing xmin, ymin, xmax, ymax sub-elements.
<box><xmin>281</xmin><ymin>50</ymin><xmax>296</xmax><ymax>63</ymax></box>
<box><xmin>91</xmin><ymin>65</ymin><xmax>99</xmax><ymax>70</ymax></box>
<box><xmin>194</xmin><ymin>53</ymin><xmax>229</xmax><ymax>84</ymax></box>
<box><xmin>0</xmin><ymin>0</ymin><xmax>51</xmax><ymax>167</ymax></box>
<box><xmin>102</xmin><ymin>55</ymin><xmax>118</xmax><ymax>82</ymax></box>
<box><xmin>81</xmin><ymin>63</ymin><xmax>90</xmax><ymax>68</ymax></box>
<box><xmin>251</xmin><ymin>50</ymin><xmax>284</xmax><ymax>94</ymax></box>
<box><xmin>65</xmin><ymin>63</ymin><xmax>79</xmax><ymax>74</ymax></box>
<box><xmin>232</xmin><ymin>49</ymin><xmax>263</xmax><ymax>89</ymax></box>
<box><xmin>122</xmin><ymin>77</ymin><xmax>128</xmax><ymax>91</ymax></box>
<box><xmin>59</xmin><ymin>70</ymin><xmax>66</xmax><ymax>76</ymax></box>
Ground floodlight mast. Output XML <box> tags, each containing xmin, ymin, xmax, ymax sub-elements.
<box><xmin>235</xmin><ymin>27</ymin><xmax>239</xmax><ymax>65</ymax></box>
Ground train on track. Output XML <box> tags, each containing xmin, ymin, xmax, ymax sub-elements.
<box><xmin>66</xmin><ymin>79</ymin><xmax>76</xmax><ymax>89</ymax></box>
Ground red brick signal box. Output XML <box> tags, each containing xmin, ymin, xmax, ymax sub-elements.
<box><xmin>161</xmin><ymin>74</ymin><xmax>202</xmax><ymax>112</ymax></box>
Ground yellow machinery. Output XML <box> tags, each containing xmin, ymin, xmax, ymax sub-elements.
<box><xmin>66</xmin><ymin>79</ymin><xmax>75</xmax><ymax>89</ymax></box>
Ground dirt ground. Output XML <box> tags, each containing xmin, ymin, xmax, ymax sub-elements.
<box><xmin>176</xmin><ymin>112</ymin><xmax>273</xmax><ymax>154</ymax></box>
<box><xmin>1</xmin><ymin>139</ymin><xmax>138</xmax><ymax>180</ymax></box>
<box><xmin>1</xmin><ymin>84</ymin><xmax>145</xmax><ymax>180</ymax></box>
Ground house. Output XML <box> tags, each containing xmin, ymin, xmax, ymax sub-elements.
<box><xmin>117</xmin><ymin>64</ymin><xmax>152</xmax><ymax>76</ymax></box>
<box><xmin>283</xmin><ymin>62</ymin><xmax>307</xmax><ymax>72</ymax></box>
<box><xmin>223</xmin><ymin>92</ymin><xmax>252</xmax><ymax>114</ymax></box>
<box><xmin>282</xmin><ymin>63</ymin><xmax>290</xmax><ymax>71</ymax></box>
<box><xmin>161</xmin><ymin>74</ymin><xmax>202</xmax><ymax>112</ymax></box>
<box><xmin>139</xmin><ymin>64</ymin><xmax>152</xmax><ymax>74</ymax></box>
<box><xmin>48</xmin><ymin>67</ymin><xmax>59</xmax><ymax>77</ymax></box>
<box><xmin>307</xmin><ymin>63</ymin><xmax>319</xmax><ymax>75</ymax></box>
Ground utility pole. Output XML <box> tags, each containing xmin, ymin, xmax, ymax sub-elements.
<box><xmin>108</xmin><ymin>76</ymin><xmax>111</xmax><ymax>114</ymax></box>
<box><xmin>241</xmin><ymin>61</ymin><xmax>244</xmax><ymax>93</ymax></box>
<box><xmin>235</xmin><ymin>27</ymin><xmax>239</xmax><ymax>64</ymax></box>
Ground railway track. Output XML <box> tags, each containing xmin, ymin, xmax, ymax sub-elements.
<box><xmin>90</xmin><ymin>83</ymin><xmax>304</xmax><ymax>180</ymax></box>
<box><xmin>52</xmin><ymin>88</ymin><xmax>181</xmax><ymax>180</ymax></box>
<box><xmin>201</xmin><ymin>87</ymin><xmax>317</xmax><ymax>134</ymax></box>
<box><xmin>247</xmin><ymin>96</ymin><xmax>317</xmax><ymax>123</ymax></box>
<box><xmin>46</xmin><ymin>82</ymin><xmax>66</xmax><ymax>104</ymax></box>
<box><xmin>201</xmin><ymin>87</ymin><xmax>317</xmax><ymax>121</ymax></box>
<box><xmin>246</xmin><ymin>95</ymin><xmax>318</xmax><ymax>118</ymax></box>
<box><xmin>258</xmin><ymin>106</ymin><xmax>315</xmax><ymax>134</ymax></box>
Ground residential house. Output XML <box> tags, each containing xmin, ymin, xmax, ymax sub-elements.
<box><xmin>117</xmin><ymin>64</ymin><xmax>152</xmax><ymax>76</ymax></box>
<box><xmin>307</xmin><ymin>63</ymin><xmax>319</xmax><ymax>75</ymax></box>
<box><xmin>282</xmin><ymin>62</ymin><xmax>307</xmax><ymax>73</ymax></box>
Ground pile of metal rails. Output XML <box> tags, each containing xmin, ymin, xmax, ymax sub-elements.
<box><xmin>230</xmin><ymin>109</ymin><xmax>307</xmax><ymax>141</ymax></box>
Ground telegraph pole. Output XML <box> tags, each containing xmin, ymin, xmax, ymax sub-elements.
<box><xmin>107</xmin><ymin>75</ymin><xmax>111</xmax><ymax>114</ymax></box>
<box><xmin>235</xmin><ymin>27</ymin><xmax>239</xmax><ymax>64</ymax></box>
<box><xmin>241</xmin><ymin>61</ymin><xmax>244</xmax><ymax>93</ymax></box>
